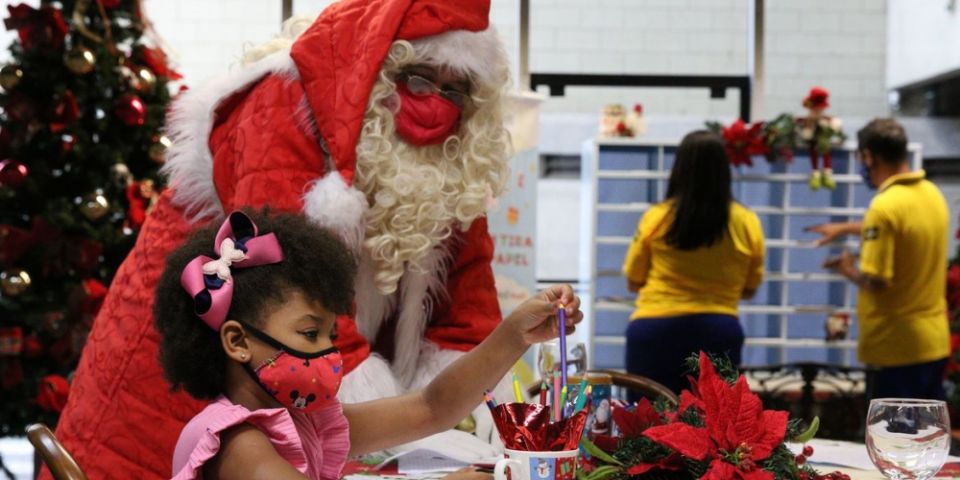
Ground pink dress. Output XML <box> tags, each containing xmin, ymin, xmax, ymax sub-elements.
<box><xmin>170</xmin><ymin>396</ymin><xmax>350</xmax><ymax>479</ymax></box>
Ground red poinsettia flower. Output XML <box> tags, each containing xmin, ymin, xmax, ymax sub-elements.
<box><xmin>614</xmin><ymin>398</ymin><xmax>662</xmax><ymax>438</ymax></box>
<box><xmin>644</xmin><ymin>352</ymin><xmax>789</xmax><ymax>480</ymax></box>
<box><xmin>722</xmin><ymin>119</ymin><xmax>769</xmax><ymax>167</ymax></box>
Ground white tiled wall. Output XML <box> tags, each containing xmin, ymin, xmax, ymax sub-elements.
<box><xmin>0</xmin><ymin>0</ymin><xmax>889</xmax><ymax>119</ymax></box>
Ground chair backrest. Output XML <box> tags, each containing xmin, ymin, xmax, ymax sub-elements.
<box><xmin>591</xmin><ymin>369</ymin><xmax>679</xmax><ymax>407</ymax></box>
<box><xmin>526</xmin><ymin>370</ymin><xmax>679</xmax><ymax>406</ymax></box>
<box><xmin>26</xmin><ymin>424</ymin><xmax>88</xmax><ymax>480</ymax></box>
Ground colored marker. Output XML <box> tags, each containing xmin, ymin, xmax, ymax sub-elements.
<box><xmin>559</xmin><ymin>385</ymin><xmax>568</xmax><ymax>419</ymax></box>
<box><xmin>483</xmin><ymin>390</ymin><xmax>497</xmax><ymax>410</ymax></box>
<box><xmin>558</xmin><ymin>304</ymin><xmax>568</xmax><ymax>388</ymax></box>
<box><xmin>539</xmin><ymin>381</ymin><xmax>548</xmax><ymax>405</ymax></box>
<box><xmin>553</xmin><ymin>371</ymin><xmax>561</xmax><ymax>421</ymax></box>
<box><xmin>512</xmin><ymin>373</ymin><xmax>524</xmax><ymax>403</ymax></box>
<box><xmin>573</xmin><ymin>377</ymin><xmax>589</xmax><ymax>412</ymax></box>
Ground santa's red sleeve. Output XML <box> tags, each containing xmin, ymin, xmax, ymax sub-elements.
<box><xmin>426</xmin><ymin>217</ymin><xmax>502</xmax><ymax>350</ymax></box>
<box><xmin>208</xmin><ymin>73</ymin><xmax>372</xmax><ymax>375</ymax></box>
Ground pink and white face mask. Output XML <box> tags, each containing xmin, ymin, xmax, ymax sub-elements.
<box><xmin>242</xmin><ymin>323</ymin><xmax>343</xmax><ymax>413</ymax></box>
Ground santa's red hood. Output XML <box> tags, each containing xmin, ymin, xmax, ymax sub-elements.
<box><xmin>290</xmin><ymin>0</ymin><xmax>493</xmax><ymax>187</ymax></box>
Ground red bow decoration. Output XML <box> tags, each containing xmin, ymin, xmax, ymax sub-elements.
<box><xmin>140</xmin><ymin>47</ymin><xmax>182</xmax><ymax>80</ymax></box>
<box><xmin>721</xmin><ymin>119</ymin><xmax>769</xmax><ymax>167</ymax></box>
<box><xmin>35</xmin><ymin>374</ymin><xmax>70</xmax><ymax>412</ymax></box>
<box><xmin>4</xmin><ymin>4</ymin><xmax>69</xmax><ymax>51</ymax></box>
<box><xmin>643</xmin><ymin>353</ymin><xmax>788</xmax><ymax>480</ymax></box>
<box><xmin>51</xmin><ymin>91</ymin><xmax>80</xmax><ymax>134</ymax></box>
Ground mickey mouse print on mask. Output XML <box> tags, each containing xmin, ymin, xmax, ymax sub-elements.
<box><xmin>243</xmin><ymin>323</ymin><xmax>344</xmax><ymax>413</ymax></box>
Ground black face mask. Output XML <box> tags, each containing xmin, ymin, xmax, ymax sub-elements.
<box><xmin>860</xmin><ymin>162</ymin><xmax>877</xmax><ymax>190</ymax></box>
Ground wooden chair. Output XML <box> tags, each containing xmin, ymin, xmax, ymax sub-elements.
<box><xmin>528</xmin><ymin>370</ymin><xmax>679</xmax><ymax>406</ymax></box>
<box><xmin>26</xmin><ymin>424</ymin><xmax>87</xmax><ymax>480</ymax></box>
<box><xmin>591</xmin><ymin>369</ymin><xmax>679</xmax><ymax>407</ymax></box>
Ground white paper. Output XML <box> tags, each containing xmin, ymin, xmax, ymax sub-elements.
<box><xmin>788</xmin><ymin>439</ymin><xmax>960</xmax><ymax>471</ymax></box>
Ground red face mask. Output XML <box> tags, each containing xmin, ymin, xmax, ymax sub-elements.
<box><xmin>394</xmin><ymin>82</ymin><xmax>463</xmax><ymax>146</ymax></box>
<box><xmin>243</xmin><ymin>323</ymin><xmax>343</xmax><ymax>413</ymax></box>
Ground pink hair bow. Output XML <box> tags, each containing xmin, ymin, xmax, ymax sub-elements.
<box><xmin>180</xmin><ymin>212</ymin><xmax>284</xmax><ymax>331</ymax></box>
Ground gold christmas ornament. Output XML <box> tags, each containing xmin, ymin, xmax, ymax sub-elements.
<box><xmin>148</xmin><ymin>135</ymin><xmax>172</xmax><ymax>163</ymax></box>
<box><xmin>0</xmin><ymin>65</ymin><xmax>24</xmax><ymax>91</ymax></box>
<box><xmin>80</xmin><ymin>192</ymin><xmax>110</xmax><ymax>221</ymax></box>
<box><xmin>64</xmin><ymin>46</ymin><xmax>97</xmax><ymax>74</ymax></box>
<box><xmin>135</xmin><ymin>67</ymin><xmax>156</xmax><ymax>93</ymax></box>
<box><xmin>0</xmin><ymin>269</ymin><xmax>31</xmax><ymax>297</ymax></box>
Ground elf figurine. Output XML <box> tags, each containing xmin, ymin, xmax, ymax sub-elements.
<box><xmin>798</xmin><ymin>87</ymin><xmax>845</xmax><ymax>191</ymax></box>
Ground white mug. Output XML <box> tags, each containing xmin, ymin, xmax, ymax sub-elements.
<box><xmin>494</xmin><ymin>448</ymin><xmax>578</xmax><ymax>480</ymax></box>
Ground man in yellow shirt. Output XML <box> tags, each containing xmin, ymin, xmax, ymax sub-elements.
<box><xmin>812</xmin><ymin>119</ymin><xmax>950</xmax><ymax>400</ymax></box>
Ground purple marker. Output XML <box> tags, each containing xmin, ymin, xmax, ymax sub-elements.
<box><xmin>558</xmin><ymin>304</ymin><xmax>567</xmax><ymax>388</ymax></box>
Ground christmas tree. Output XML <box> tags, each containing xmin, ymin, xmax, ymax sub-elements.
<box><xmin>0</xmin><ymin>0</ymin><xmax>179</xmax><ymax>436</ymax></box>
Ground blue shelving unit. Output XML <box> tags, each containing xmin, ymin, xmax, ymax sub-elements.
<box><xmin>580</xmin><ymin>137</ymin><xmax>923</xmax><ymax>370</ymax></box>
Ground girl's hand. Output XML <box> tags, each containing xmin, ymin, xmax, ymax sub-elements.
<box><xmin>505</xmin><ymin>284</ymin><xmax>583</xmax><ymax>345</ymax></box>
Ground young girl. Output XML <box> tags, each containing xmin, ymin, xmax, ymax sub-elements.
<box><xmin>155</xmin><ymin>210</ymin><xmax>581</xmax><ymax>479</ymax></box>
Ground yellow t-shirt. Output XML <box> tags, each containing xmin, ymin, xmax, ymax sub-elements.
<box><xmin>857</xmin><ymin>170</ymin><xmax>950</xmax><ymax>367</ymax></box>
<box><xmin>622</xmin><ymin>201</ymin><xmax>765</xmax><ymax>319</ymax></box>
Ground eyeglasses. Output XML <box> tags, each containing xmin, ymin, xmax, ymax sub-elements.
<box><xmin>398</xmin><ymin>72</ymin><xmax>470</xmax><ymax>109</ymax></box>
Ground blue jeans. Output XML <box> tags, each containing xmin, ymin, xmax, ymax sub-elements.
<box><xmin>866</xmin><ymin>358</ymin><xmax>948</xmax><ymax>401</ymax></box>
<box><xmin>625</xmin><ymin>313</ymin><xmax>744</xmax><ymax>396</ymax></box>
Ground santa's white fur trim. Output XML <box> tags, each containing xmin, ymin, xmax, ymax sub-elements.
<box><xmin>355</xmin><ymin>252</ymin><xmax>397</xmax><ymax>343</ymax></box>
<box><xmin>302</xmin><ymin>172</ymin><xmax>369</xmax><ymax>250</ymax></box>
<box><xmin>161</xmin><ymin>52</ymin><xmax>299</xmax><ymax>222</ymax></box>
<box><xmin>408</xmin><ymin>342</ymin><xmax>515</xmax><ymax>402</ymax></box>
<box><xmin>410</xmin><ymin>28</ymin><xmax>508</xmax><ymax>89</ymax></box>
<box><xmin>338</xmin><ymin>353</ymin><xmax>402</xmax><ymax>403</ymax></box>
<box><xmin>392</xmin><ymin>246</ymin><xmax>452</xmax><ymax>388</ymax></box>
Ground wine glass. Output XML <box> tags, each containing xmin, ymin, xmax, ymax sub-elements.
<box><xmin>865</xmin><ymin>398</ymin><xmax>950</xmax><ymax>480</ymax></box>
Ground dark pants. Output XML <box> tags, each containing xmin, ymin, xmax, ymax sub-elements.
<box><xmin>865</xmin><ymin>358</ymin><xmax>948</xmax><ymax>401</ymax></box>
<box><xmin>625</xmin><ymin>313</ymin><xmax>744</xmax><ymax>397</ymax></box>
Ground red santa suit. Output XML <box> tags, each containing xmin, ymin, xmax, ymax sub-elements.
<box><xmin>48</xmin><ymin>1</ymin><xmax>509</xmax><ymax>478</ymax></box>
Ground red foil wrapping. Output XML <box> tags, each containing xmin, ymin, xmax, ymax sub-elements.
<box><xmin>491</xmin><ymin>403</ymin><xmax>587</xmax><ymax>451</ymax></box>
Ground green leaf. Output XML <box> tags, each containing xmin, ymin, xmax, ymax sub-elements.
<box><xmin>580</xmin><ymin>438</ymin><xmax>624</xmax><ymax>467</ymax></box>
<box><xmin>791</xmin><ymin>416</ymin><xmax>820</xmax><ymax>444</ymax></box>
<box><xmin>585</xmin><ymin>465</ymin><xmax>622</xmax><ymax>480</ymax></box>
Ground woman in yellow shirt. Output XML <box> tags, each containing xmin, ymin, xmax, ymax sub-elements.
<box><xmin>622</xmin><ymin>131</ymin><xmax>765</xmax><ymax>393</ymax></box>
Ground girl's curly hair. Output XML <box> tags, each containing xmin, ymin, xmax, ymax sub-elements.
<box><xmin>154</xmin><ymin>210</ymin><xmax>357</xmax><ymax>400</ymax></box>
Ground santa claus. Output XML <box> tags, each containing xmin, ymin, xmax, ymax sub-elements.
<box><xmin>50</xmin><ymin>1</ymin><xmax>514</xmax><ymax>477</ymax></box>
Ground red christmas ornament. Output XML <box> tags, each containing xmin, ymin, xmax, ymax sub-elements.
<box><xmin>50</xmin><ymin>90</ymin><xmax>80</xmax><ymax>133</ymax></box>
<box><xmin>140</xmin><ymin>47</ymin><xmax>183</xmax><ymax>80</ymax></box>
<box><xmin>0</xmin><ymin>160</ymin><xmax>28</xmax><ymax>188</ymax></box>
<box><xmin>4</xmin><ymin>4</ymin><xmax>69</xmax><ymax>51</ymax></box>
<box><xmin>114</xmin><ymin>94</ymin><xmax>146</xmax><ymax>126</ymax></box>
<box><xmin>35</xmin><ymin>374</ymin><xmax>70</xmax><ymax>413</ymax></box>
<box><xmin>60</xmin><ymin>133</ymin><xmax>76</xmax><ymax>157</ymax></box>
